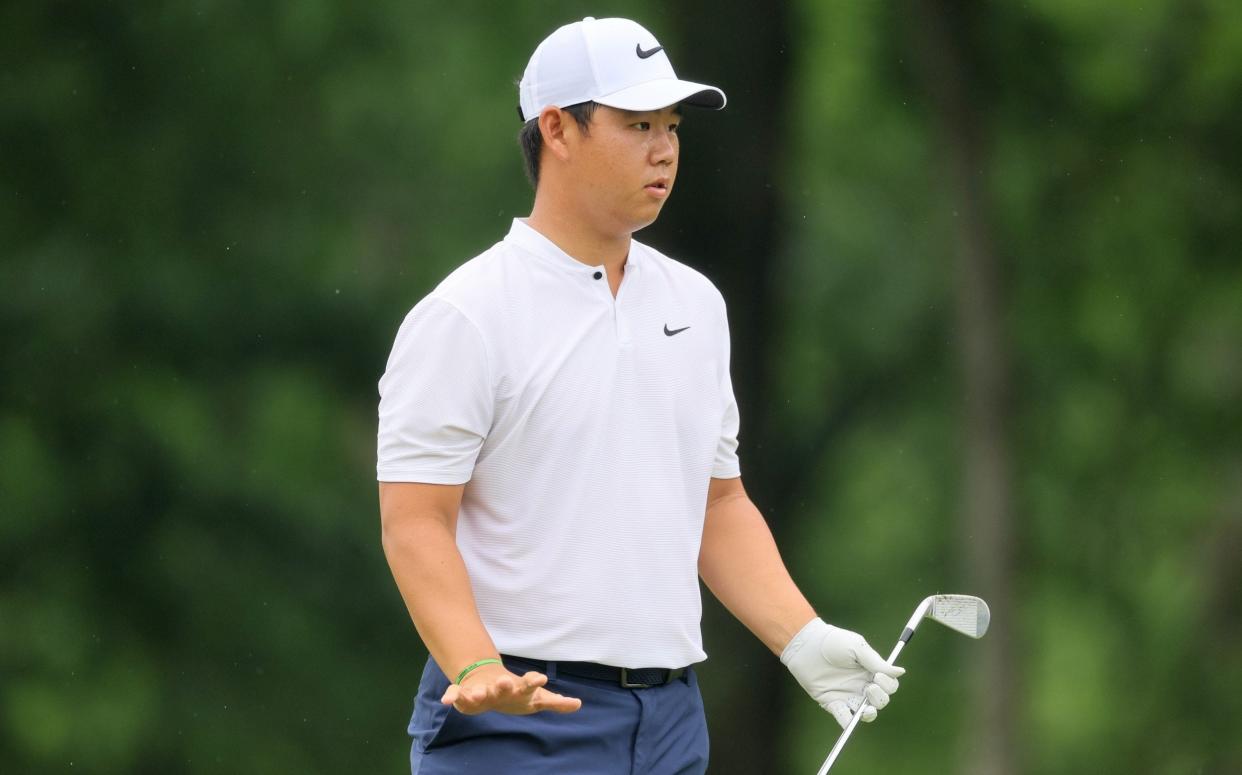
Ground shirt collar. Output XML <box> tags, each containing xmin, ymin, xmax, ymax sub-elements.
<box><xmin>504</xmin><ymin>218</ymin><xmax>643</xmax><ymax>274</ymax></box>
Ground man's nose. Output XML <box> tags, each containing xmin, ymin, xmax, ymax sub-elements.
<box><xmin>650</xmin><ymin>129</ymin><xmax>677</xmax><ymax>164</ymax></box>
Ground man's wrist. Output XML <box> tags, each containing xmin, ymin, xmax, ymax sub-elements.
<box><xmin>781</xmin><ymin>616</ymin><xmax>830</xmax><ymax>665</ymax></box>
<box><xmin>456</xmin><ymin>658</ymin><xmax>503</xmax><ymax>685</ymax></box>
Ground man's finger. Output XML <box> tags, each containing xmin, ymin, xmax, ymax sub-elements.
<box><xmin>872</xmin><ymin>672</ymin><xmax>899</xmax><ymax>695</ymax></box>
<box><xmin>440</xmin><ymin>683</ymin><xmax>460</xmax><ymax>706</ymax></box>
<box><xmin>864</xmin><ymin>682</ymin><xmax>890</xmax><ymax>710</ymax></box>
<box><xmin>826</xmin><ymin>699</ymin><xmax>853</xmax><ymax>729</ymax></box>
<box><xmin>511</xmin><ymin>671</ymin><xmax>548</xmax><ymax>699</ymax></box>
<box><xmin>453</xmin><ymin>691</ymin><xmax>481</xmax><ymax>713</ymax></box>
<box><xmin>846</xmin><ymin>695</ymin><xmax>878</xmax><ymax>723</ymax></box>
<box><xmin>853</xmin><ymin>642</ymin><xmax>906</xmax><ymax>678</ymax></box>
<box><xmin>455</xmin><ymin>683</ymin><xmax>494</xmax><ymax>714</ymax></box>
<box><xmin>531</xmin><ymin>688</ymin><xmax>582</xmax><ymax>714</ymax></box>
<box><xmin>491</xmin><ymin>675</ymin><xmax>518</xmax><ymax>699</ymax></box>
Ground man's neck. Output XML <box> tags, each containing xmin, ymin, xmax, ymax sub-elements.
<box><xmin>526</xmin><ymin>195</ymin><xmax>631</xmax><ymax>275</ymax></box>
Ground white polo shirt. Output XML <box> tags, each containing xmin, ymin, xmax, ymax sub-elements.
<box><xmin>377</xmin><ymin>219</ymin><xmax>740</xmax><ymax>668</ymax></box>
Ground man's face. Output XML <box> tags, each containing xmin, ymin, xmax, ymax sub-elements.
<box><xmin>565</xmin><ymin>104</ymin><xmax>681</xmax><ymax>234</ymax></box>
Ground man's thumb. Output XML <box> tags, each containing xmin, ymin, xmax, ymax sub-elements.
<box><xmin>854</xmin><ymin>642</ymin><xmax>906</xmax><ymax>678</ymax></box>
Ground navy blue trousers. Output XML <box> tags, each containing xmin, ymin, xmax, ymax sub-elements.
<box><xmin>408</xmin><ymin>656</ymin><xmax>709</xmax><ymax>774</ymax></box>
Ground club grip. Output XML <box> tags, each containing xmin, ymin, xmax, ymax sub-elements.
<box><xmin>819</xmin><ymin>633</ymin><xmax>909</xmax><ymax>773</ymax></box>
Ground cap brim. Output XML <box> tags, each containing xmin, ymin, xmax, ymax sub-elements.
<box><xmin>595</xmin><ymin>78</ymin><xmax>726</xmax><ymax>112</ymax></box>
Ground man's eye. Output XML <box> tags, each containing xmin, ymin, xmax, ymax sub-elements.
<box><xmin>669</xmin><ymin>123</ymin><xmax>680</xmax><ymax>133</ymax></box>
<box><xmin>634</xmin><ymin>121</ymin><xmax>651</xmax><ymax>130</ymax></box>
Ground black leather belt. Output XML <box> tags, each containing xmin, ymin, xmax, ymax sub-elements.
<box><xmin>502</xmin><ymin>655</ymin><xmax>688</xmax><ymax>689</ymax></box>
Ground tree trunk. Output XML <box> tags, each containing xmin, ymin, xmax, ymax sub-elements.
<box><xmin>656</xmin><ymin>4</ymin><xmax>794</xmax><ymax>773</ymax></box>
<box><xmin>910</xmin><ymin>3</ymin><xmax>1020</xmax><ymax>774</ymax></box>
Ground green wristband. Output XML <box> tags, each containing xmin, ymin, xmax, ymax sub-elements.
<box><xmin>455</xmin><ymin>658</ymin><xmax>502</xmax><ymax>685</ymax></box>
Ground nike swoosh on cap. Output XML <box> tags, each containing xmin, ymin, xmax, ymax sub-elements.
<box><xmin>664</xmin><ymin>324</ymin><xmax>690</xmax><ymax>336</ymax></box>
<box><xmin>636</xmin><ymin>43</ymin><xmax>664</xmax><ymax>59</ymax></box>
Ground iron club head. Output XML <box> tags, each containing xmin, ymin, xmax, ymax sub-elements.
<box><xmin>926</xmin><ymin>594</ymin><xmax>990</xmax><ymax>638</ymax></box>
<box><xmin>817</xmin><ymin>594</ymin><xmax>993</xmax><ymax>773</ymax></box>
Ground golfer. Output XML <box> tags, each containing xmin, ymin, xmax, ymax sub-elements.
<box><xmin>378</xmin><ymin>17</ymin><xmax>904</xmax><ymax>774</ymax></box>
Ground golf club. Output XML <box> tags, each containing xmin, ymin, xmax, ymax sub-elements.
<box><xmin>816</xmin><ymin>594</ymin><xmax>991</xmax><ymax>774</ymax></box>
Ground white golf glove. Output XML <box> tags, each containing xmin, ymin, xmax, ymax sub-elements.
<box><xmin>781</xmin><ymin>617</ymin><xmax>905</xmax><ymax>729</ymax></box>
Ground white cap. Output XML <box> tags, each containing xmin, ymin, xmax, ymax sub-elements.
<box><xmin>518</xmin><ymin>17</ymin><xmax>726</xmax><ymax>122</ymax></box>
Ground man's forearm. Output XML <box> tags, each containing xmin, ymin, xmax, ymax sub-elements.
<box><xmin>380</xmin><ymin>496</ymin><xmax>500</xmax><ymax>681</ymax></box>
<box><xmin>699</xmin><ymin>488</ymin><xmax>816</xmax><ymax>655</ymax></box>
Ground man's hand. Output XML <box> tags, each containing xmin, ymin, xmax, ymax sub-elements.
<box><xmin>440</xmin><ymin>662</ymin><xmax>583</xmax><ymax>716</ymax></box>
<box><xmin>781</xmin><ymin>617</ymin><xmax>904</xmax><ymax>729</ymax></box>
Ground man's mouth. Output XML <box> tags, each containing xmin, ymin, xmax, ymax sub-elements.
<box><xmin>644</xmin><ymin>179</ymin><xmax>670</xmax><ymax>198</ymax></box>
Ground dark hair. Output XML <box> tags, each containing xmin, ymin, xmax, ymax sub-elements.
<box><xmin>518</xmin><ymin>101</ymin><xmax>598</xmax><ymax>189</ymax></box>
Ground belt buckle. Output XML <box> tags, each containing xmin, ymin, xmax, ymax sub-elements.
<box><xmin>619</xmin><ymin>668</ymin><xmax>653</xmax><ymax>689</ymax></box>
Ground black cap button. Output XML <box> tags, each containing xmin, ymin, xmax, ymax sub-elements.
<box><xmin>593</xmin><ymin>271</ymin><xmax>603</xmax><ymax>280</ymax></box>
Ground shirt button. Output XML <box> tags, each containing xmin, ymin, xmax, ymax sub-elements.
<box><xmin>593</xmin><ymin>271</ymin><xmax>603</xmax><ymax>280</ymax></box>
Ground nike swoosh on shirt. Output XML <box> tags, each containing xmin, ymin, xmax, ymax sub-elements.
<box><xmin>636</xmin><ymin>44</ymin><xmax>664</xmax><ymax>59</ymax></box>
<box><xmin>664</xmin><ymin>324</ymin><xmax>690</xmax><ymax>336</ymax></box>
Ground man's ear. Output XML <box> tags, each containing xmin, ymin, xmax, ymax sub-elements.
<box><xmin>539</xmin><ymin>107</ymin><xmax>573</xmax><ymax>162</ymax></box>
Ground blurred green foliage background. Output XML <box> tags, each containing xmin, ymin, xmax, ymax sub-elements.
<box><xmin>3</xmin><ymin>1</ymin><xmax>1239</xmax><ymax>773</ymax></box>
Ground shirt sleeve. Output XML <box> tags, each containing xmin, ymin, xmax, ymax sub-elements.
<box><xmin>712</xmin><ymin>297</ymin><xmax>742</xmax><ymax>479</ymax></box>
<box><xmin>376</xmin><ymin>296</ymin><xmax>494</xmax><ymax>484</ymax></box>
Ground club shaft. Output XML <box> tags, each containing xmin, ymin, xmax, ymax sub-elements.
<box><xmin>815</xmin><ymin>636</ymin><xmax>910</xmax><ymax>774</ymax></box>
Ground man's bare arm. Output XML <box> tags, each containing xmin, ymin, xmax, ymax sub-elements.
<box><xmin>379</xmin><ymin>482</ymin><xmax>581</xmax><ymax>714</ymax></box>
<box><xmin>698</xmin><ymin>476</ymin><xmax>817</xmax><ymax>654</ymax></box>
<box><xmin>699</xmin><ymin>477</ymin><xmax>905</xmax><ymax>728</ymax></box>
